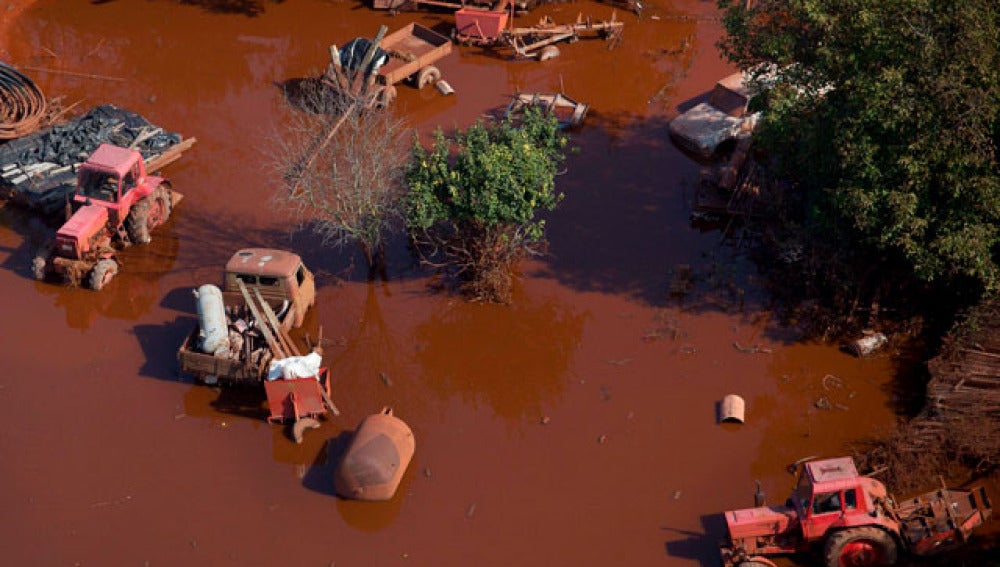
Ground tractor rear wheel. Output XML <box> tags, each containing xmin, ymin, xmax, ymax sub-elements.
<box><xmin>126</xmin><ymin>184</ymin><xmax>172</xmax><ymax>244</ymax></box>
<box><xmin>88</xmin><ymin>259</ymin><xmax>118</xmax><ymax>291</ymax></box>
<box><xmin>824</xmin><ymin>527</ymin><xmax>898</xmax><ymax>567</ymax></box>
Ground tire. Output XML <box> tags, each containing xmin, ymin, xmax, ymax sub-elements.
<box><xmin>375</xmin><ymin>85</ymin><xmax>397</xmax><ymax>109</ymax></box>
<box><xmin>416</xmin><ymin>65</ymin><xmax>440</xmax><ymax>89</ymax></box>
<box><xmin>88</xmin><ymin>259</ymin><xmax>118</xmax><ymax>291</ymax></box>
<box><xmin>31</xmin><ymin>252</ymin><xmax>49</xmax><ymax>281</ymax></box>
<box><xmin>824</xmin><ymin>527</ymin><xmax>898</xmax><ymax>567</ymax></box>
<box><xmin>126</xmin><ymin>184</ymin><xmax>171</xmax><ymax>244</ymax></box>
<box><xmin>538</xmin><ymin>45</ymin><xmax>560</xmax><ymax>61</ymax></box>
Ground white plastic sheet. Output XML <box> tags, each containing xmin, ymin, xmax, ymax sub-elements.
<box><xmin>267</xmin><ymin>352</ymin><xmax>323</xmax><ymax>381</ymax></box>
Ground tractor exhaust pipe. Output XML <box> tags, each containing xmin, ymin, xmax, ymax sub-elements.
<box><xmin>754</xmin><ymin>480</ymin><xmax>765</xmax><ymax>507</ymax></box>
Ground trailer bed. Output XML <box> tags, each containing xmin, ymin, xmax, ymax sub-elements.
<box><xmin>378</xmin><ymin>23</ymin><xmax>452</xmax><ymax>86</ymax></box>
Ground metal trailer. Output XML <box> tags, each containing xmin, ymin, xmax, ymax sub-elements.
<box><xmin>323</xmin><ymin>23</ymin><xmax>453</xmax><ymax>108</ymax></box>
<box><xmin>453</xmin><ymin>9</ymin><xmax>624</xmax><ymax>60</ymax></box>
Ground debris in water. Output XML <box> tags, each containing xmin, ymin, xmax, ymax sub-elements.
<box><xmin>540</xmin><ymin>416</ymin><xmax>551</xmax><ymax>425</ymax></box>
<box><xmin>821</xmin><ymin>374</ymin><xmax>844</xmax><ymax>391</ymax></box>
<box><xmin>732</xmin><ymin>342</ymin><xmax>772</xmax><ymax>354</ymax></box>
<box><xmin>673</xmin><ymin>490</ymin><xmax>682</xmax><ymax>500</ymax></box>
<box><xmin>607</xmin><ymin>358</ymin><xmax>632</xmax><ymax>366</ymax></box>
<box><xmin>423</xmin><ymin>467</ymin><xmax>432</xmax><ymax>478</ymax></box>
<box><xmin>378</xmin><ymin>371</ymin><xmax>393</xmax><ymax>386</ymax></box>
<box><xmin>465</xmin><ymin>502</ymin><xmax>477</xmax><ymax>518</ymax></box>
<box><xmin>597</xmin><ymin>434</ymin><xmax>608</xmax><ymax>444</ymax></box>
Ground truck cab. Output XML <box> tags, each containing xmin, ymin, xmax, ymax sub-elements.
<box><xmin>223</xmin><ymin>248</ymin><xmax>316</xmax><ymax>329</ymax></box>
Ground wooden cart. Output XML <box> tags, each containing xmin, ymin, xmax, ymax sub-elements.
<box><xmin>323</xmin><ymin>23</ymin><xmax>453</xmax><ymax>108</ymax></box>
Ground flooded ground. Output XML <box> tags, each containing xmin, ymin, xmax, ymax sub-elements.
<box><xmin>0</xmin><ymin>1</ymin><xmax>935</xmax><ymax>565</ymax></box>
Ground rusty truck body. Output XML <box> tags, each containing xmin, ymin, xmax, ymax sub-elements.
<box><xmin>177</xmin><ymin>248</ymin><xmax>316</xmax><ymax>386</ymax></box>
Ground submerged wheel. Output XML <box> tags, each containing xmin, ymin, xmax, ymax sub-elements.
<box><xmin>31</xmin><ymin>250</ymin><xmax>50</xmax><ymax>281</ymax></box>
<box><xmin>126</xmin><ymin>184</ymin><xmax>171</xmax><ymax>244</ymax></box>
<box><xmin>538</xmin><ymin>45</ymin><xmax>560</xmax><ymax>61</ymax></box>
<box><xmin>88</xmin><ymin>259</ymin><xmax>118</xmax><ymax>291</ymax></box>
<box><xmin>416</xmin><ymin>65</ymin><xmax>441</xmax><ymax>89</ymax></box>
<box><xmin>824</xmin><ymin>527</ymin><xmax>898</xmax><ymax>567</ymax></box>
<box><xmin>375</xmin><ymin>85</ymin><xmax>397</xmax><ymax>109</ymax></box>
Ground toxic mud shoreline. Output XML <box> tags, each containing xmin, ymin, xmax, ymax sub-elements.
<box><xmin>0</xmin><ymin>1</ymin><xmax>987</xmax><ymax>566</ymax></box>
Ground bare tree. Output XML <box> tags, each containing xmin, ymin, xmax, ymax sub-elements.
<box><xmin>272</xmin><ymin>81</ymin><xmax>408</xmax><ymax>277</ymax></box>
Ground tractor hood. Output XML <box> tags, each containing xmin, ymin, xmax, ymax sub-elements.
<box><xmin>725</xmin><ymin>505</ymin><xmax>798</xmax><ymax>540</ymax></box>
<box><xmin>56</xmin><ymin>204</ymin><xmax>108</xmax><ymax>258</ymax></box>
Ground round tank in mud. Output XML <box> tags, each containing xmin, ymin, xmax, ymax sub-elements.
<box><xmin>334</xmin><ymin>407</ymin><xmax>415</xmax><ymax>501</ymax></box>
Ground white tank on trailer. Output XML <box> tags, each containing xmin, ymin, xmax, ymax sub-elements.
<box><xmin>195</xmin><ymin>284</ymin><xmax>229</xmax><ymax>355</ymax></box>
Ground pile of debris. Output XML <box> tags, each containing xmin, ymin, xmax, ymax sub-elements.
<box><xmin>856</xmin><ymin>296</ymin><xmax>1000</xmax><ymax>491</ymax></box>
<box><xmin>0</xmin><ymin>104</ymin><xmax>190</xmax><ymax>215</ymax></box>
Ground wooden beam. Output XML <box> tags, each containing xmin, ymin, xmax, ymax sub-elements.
<box><xmin>254</xmin><ymin>287</ymin><xmax>302</xmax><ymax>357</ymax></box>
<box><xmin>237</xmin><ymin>279</ymin><xmax>286</xmax><ymax>359</ymax></box>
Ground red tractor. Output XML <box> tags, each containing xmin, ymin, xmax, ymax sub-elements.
<box><xmin>719</xmin><ymin>456</ymin><xmax>992</xmax><ymax>567</ymax></box>
<box><xmin>33</xmin><ymin>143</ymin><xmax>178</xmax><ymax>290</ymax></box>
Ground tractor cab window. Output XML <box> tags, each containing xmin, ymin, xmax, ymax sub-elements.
<box><xmin>843</xmin><ymin>489</ymin><xmax>858</xmax><ymax>510</ymax></box>
<box><xmin>259</xmin><ymin>276</ymin><xmax>281</xmax><ymax>288</ymax></box>
<box><xmin>235</xmin><ymin>274</ymin><xmax>257</xmax><ymax>286</ymax></box>
<box><xmin>121</xmin><ymin>169</ymin><xmax>137</xmax><ymax>195</ymax></box>
<box><xmin>80</xmin><ymin>170</ymin><xmax>120</xmax><ymax>202</ymax></box>
<box><xmin>296</xmin><ymin>265</ymin><xmax>306</xmax><ymax>286</ymax></box>
<box><xmin>812</xmin><ymin>492</ymin><xmax>841</xmax><ymax>515</ymax></box>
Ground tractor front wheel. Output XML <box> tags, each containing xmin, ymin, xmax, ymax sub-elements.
<box><xmin>88</xmin><ymin>259</ymin><xmax>118</xmax><ymax>291</ymax></box>
<box><xmin>824</xmin><ymin>527</ymin><xmax>898</xmax><ymax>567</ymax></box>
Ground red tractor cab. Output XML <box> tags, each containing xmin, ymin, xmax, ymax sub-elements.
<box><xmin>33</xmin><ymin>143</ymin><xmax>178</xmax><ymax>290</ymax></box>
<box><xmin>720</xmin><ymin>456</ymin><xmax>991</xmax><ymax>567</ymax></box>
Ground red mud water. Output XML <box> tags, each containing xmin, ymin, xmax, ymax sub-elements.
<box><xmin>0</xmin><ymin>1</ymin><xmax>960</xmax><ymax>566</ymax></box>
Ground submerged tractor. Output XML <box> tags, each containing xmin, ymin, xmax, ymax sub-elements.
<box><xmin>719</xmin><ymin>456</ymin><xmax>992</xmax><ymax>567</ymax></box>
<box><xmin>33</xmin><ymin>143</ymin><xmax>178</xmax><ymax>290</ymax></box>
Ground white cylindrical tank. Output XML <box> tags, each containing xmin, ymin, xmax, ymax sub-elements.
<box><xmin>195</xmin><ymin>284</ymin><xmax>229</xmax><ymax>356</ymax></box>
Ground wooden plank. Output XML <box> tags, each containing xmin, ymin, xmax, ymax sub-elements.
<box><xmin>145</xmin><ymin>137</ymin><xmax>197</xmax><ymax>172</ymax></box>
<box><xmin>254</xmin><ymin>287</ymin><xmax>302</xmax><ymax>357</ymax></box>
<box><xmin>236</xmin><ymin>279</ymin><xmax>286</xmax><ymax>359</ymax></box>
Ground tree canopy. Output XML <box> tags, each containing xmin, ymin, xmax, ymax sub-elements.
<box><xmin>718</xmin><ymin>0</ymin><xmax>1000</xmax><ymax>293</ymax></box>
<box><xmin>404</xmin><ymin>108</ymin><xmax>566</xmax><ymax>302</ymax></box>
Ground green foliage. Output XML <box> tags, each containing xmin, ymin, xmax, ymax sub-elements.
<box><xmin>718</xmin><ymin>0</ymin><xmax>1000</xmax><ymax>292</ymax></box>
<box><xmin>403</xmin><ymin>108</ymin><xmax>566</xmax><ymax>301</ymax></box>
<box><xmin>405</xmin><ymin>108</ymin><xmax>565</xmax><ymax>239</ymax></box>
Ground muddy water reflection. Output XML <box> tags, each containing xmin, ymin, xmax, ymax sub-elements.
<box><xmin>415</xmin><ymin>294</ymin><xmax>585</xmax><ymax>423</ymax></box>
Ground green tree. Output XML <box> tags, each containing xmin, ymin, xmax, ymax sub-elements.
<box><xmin>718</xmin><ymin>0</ymin><xmax>1000</xmax><ymax>298</ymax></box>
<box><xmin>404</xmin><ymin>109</ymin><xmax>566</xmax><ymax>302</ymax></box>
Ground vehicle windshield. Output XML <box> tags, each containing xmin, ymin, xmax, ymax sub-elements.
<box><xmin>79</xmin><ymin>170</ymin><xmax>120</xmax><ymax>202</ymax></box>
